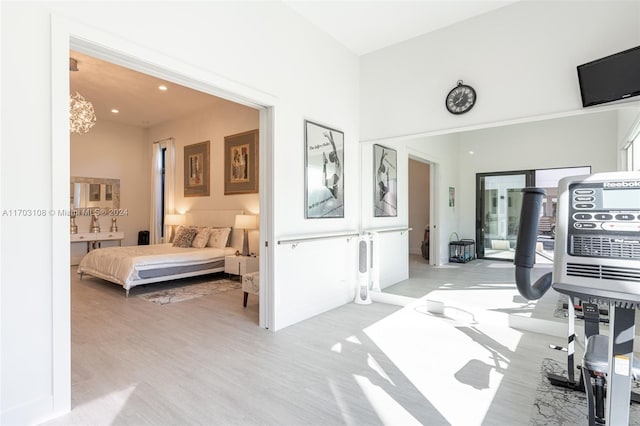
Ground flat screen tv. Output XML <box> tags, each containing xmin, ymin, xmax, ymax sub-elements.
<box><xmin>577</xmin><ymin>45</ymin><xmax>640</xmax><ymax>107</ymax></box>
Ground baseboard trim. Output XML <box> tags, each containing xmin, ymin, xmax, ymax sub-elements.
<box><xmin>1</xmin><ymin>395</ymin><xmax>61</xmax><ymax>426</ymax></box>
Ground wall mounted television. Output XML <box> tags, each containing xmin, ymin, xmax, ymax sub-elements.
<box><xmin>577</xmin><ymin>45</ymin><xmax>640</xmax><ymax>107</ymax></box>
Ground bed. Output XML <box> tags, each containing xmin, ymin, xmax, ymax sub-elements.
<box><xmin>78</xmin><ymin>210</ymin><xmax>245</xmax><ymax>296</ymax></box>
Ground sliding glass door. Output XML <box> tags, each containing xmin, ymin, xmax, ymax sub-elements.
<box><xmin>476</xmin><ymin>171</ymin><xmax>534</xmax><ymax>260</ymax></box>
<box><xmin>476</xmin><ymin>167</ymin><xmax>591</xmax><ymax>261</ymax></box>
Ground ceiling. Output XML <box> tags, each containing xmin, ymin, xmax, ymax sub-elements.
<box><xmin>69</xmin><ymin>51</ymin><xmax>227</xmax><ymax>128</ymax></box>
<box><xmin>70</xmin><ymin>1</ymin><xmax>517</xmax><ymax>129</ymax></box>
<box><xmin>285</xmin><ymin>1</ymin><xmax>516</xmax><ymax>56</ymax></box>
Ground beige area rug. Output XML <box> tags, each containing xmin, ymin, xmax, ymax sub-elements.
<box><xmin>138</xmin><ymin>278</ymin><xmax>240</xmax><ymax>305</ymax></box>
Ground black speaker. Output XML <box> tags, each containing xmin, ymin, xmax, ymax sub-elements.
<box><xmin>138</xmin><ymin>230</ymin><xmax>150</xmax><ymax>245</ymax></box>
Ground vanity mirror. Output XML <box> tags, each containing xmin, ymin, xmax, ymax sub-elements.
<box><xmin>71</xmin><ymin>176</ymin><xmax>120</xmax><ymax>211</ymax></box>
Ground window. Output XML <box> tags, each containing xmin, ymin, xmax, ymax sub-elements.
<box><xmin>625</xmin><ymin>120</ymin><xmax>640</xmax><ymax>171</ymax></box>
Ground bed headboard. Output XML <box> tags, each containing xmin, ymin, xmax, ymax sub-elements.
<box><xmin>185</xmin><ymin>209</ymin><xmax>247</xmax><ymax>251</ymax></box>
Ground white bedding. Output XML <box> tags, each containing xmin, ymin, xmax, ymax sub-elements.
<box><xmin>78</xmin><ymin>244</ymin><xmax>236</xmax><ymax>291</ymax></box>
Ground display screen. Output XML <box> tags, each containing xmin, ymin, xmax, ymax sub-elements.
<box><xmin>577</xmin><ymin>45</ymin><xmax>640</xmax><ymax>107</ymax></box>
<box><xmin>602</xmin><ymin>188</ymin><xmax>640</xmax><ymax>209</ymax></box>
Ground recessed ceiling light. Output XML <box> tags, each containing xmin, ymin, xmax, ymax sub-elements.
<box><xmin>111</xmin><ymin>109</ymin><xmax>119</xmax><ymax>114</ymax></box>
<box><xmin>468</xmin><ymin>151</ymin><xmax>475</xmax><ymax>155</ymax></box>
<box><xmin>158</xmin><ymin>85</ymin><xmax>168</xmax><ymax>91</ymax></box>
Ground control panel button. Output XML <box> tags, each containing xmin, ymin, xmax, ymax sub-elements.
<box><xmin>573</xmin><ymin>213</ymin><xmax>593</xmax><ymax>220</ymax></box>
<box><xmin>602</xmin><ymin>222</ymin><xmax>640</xmax><ymax>232</ymax></box>
<box><xmin>574</xmin><ymin>222</ymin><xmax>598</xmax><ymax>229</ymax></box>
<box><xmin>615</xmin><ymin>214</ymin><xmax>635</xmax><ymax>221</ymax></box>
<box><xmin>575</xmin><ymin>189</ymin><xmax>595</xmax><ymax>195</ymax></box>
<box><xmin>594</xmin><ymin>214</ymin><xmax>613</xmax><ymax>220</ymax></box>
<box><xmin>574</xmin><ymin>196</ymin><xmax>595</xmax><ymax>202</ymax></box>
<box><xmin>574</xmin><ymin>203</ymin><xmax>595</xmax><ymax>209</ymax></box>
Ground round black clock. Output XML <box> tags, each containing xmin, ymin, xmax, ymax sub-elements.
<box><xmin>446</xmin><ymin>80</ymin><xmax>476</xmax><ymax>115</ymax></box>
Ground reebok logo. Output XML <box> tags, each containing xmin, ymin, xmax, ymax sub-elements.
<box><xmin>603</xmin><ymin>181</ymin><xmax>640</xmax><ymax>188</ymax></box>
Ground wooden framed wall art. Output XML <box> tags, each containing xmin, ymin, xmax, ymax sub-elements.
<box><xmin>184</xmin><ymin>140</ymin><xmax>210</xmax><ymax>197</ymax></box>
<box><xmin>224</xmin><ymin>129</ymin><xmax>259</xmax><ymax>195</ymax></box>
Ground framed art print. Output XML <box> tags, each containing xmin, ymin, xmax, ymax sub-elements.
<box><xmin>184</xmin><ymin>140</ymin><xmax>210</xmax><ymax>197</ymax></box>
<box><xmin>224</xmin><ymin>129</ymin><xmax>259</xmax><ymax>195</ymax></box>
<box><xmin>304</xmin><ymin>120</ymin><xmax>344</xmax><ymax>218</ymax></box>
<box><xmin>373</xmin><ymin>144</ymin><xmax>397</xmax><ymax>217</ymax></box>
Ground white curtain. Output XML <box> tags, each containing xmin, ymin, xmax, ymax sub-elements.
<box><xmin>149</xmin><ymin>138</ymin><xmax>175</xmax><ymax>244</ymax></box>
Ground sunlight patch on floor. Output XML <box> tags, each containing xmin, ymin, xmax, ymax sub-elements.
<box><xmin>353</xmin><ymin>375</ymin><xmax>423</xmax><ymax>426</ymax></box>
<box><xmin>427</xmin><ymin>287</ymin><xmax>538</xmax><ymax>319</ymax></box>
<box><xmin>71</xmin><ymin>384</ymin><xmax>138</xmax><ymax>424</ymax></box>
<box><xmin>362</xmin><ymin>298</ymin><xmax>524</xmax><ymax>425</ymax></box>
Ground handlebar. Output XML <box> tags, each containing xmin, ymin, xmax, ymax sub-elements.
<box><xmin>514</xmin><ymin>188</ymin><xmax>552</xmax><ymax>300</ymax></box>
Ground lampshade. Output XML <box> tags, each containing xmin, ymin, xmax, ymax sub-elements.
<box><xmin>165</xmin><ymin>214</ymin><xmax>186</xmax><ymax>226</ymax></box>
<box><xmin>234</xmin><ymin>214</ymin><xmax>257</xmax><ymax>230</ymax></box>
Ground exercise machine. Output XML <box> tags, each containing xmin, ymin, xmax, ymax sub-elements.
<box><xmin>515</xmin><ymin>171</ymin><xmax>640</xmax><ymax>425</ymax></box>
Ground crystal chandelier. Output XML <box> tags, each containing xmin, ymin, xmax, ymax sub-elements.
<box><xmin>69</xmin><ymin>91</ymin><xmax>96</xmax><ymax>134</ymax></box>
<box><xmin>69</xmin><ymin>58</ymin><xmax>96</xmax><ymax>134</ymax></box>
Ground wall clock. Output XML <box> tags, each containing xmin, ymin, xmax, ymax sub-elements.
<box><xmin>446</xmin><ymin>80</ymin><xmax>476</xmax><ymax>115</ymax></box>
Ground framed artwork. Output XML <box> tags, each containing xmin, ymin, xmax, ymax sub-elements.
<box><xmin>305</xmin><ymin>120</ymin><xmax>344</xmax><ymax>218</ymax></box>
<box><xmin>373</xmin><ymin>144</ymin><xmax>397</xmax><ymax>217</ymax></box>
<box><xmin>224</xmin><ymin>129</ymin><xmax>259</xmax><ymax>194</ymax></box>
<box><xmin>184</xmin><ymin>140</ymin><xmax>210</xmax><ymax>197</ymax></box>
<box><xmin>449</xmin><ymin>187</ymin><xmax>456</xmax><ymax>207</ymax></box>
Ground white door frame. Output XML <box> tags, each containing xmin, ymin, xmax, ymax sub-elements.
<box><xmin>51</xmin><ymin>14</ymin><xmax>277</xmax><ymax>414</ymax></box>
<box><xmin>407</xmin><ymin>151</ymin><xmax>439</xmax><ymax>266</ymax></box>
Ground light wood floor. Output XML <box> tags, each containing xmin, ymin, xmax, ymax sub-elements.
<box><xmin>42</xmin><ymin>265</ymin><xmax>569</xmax><ymax>425</ymax></box>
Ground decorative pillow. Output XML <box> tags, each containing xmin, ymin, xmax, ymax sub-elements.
<box><xmin>207</xmin><ymin>227</ymin><xmax>231</xmax><ymax>248</ymax></box>
<box><xmin>173</xmin><ymin>226</ymin><xmax>198</xmax><ymax>248</ymax></box>
<box><xmin>191</xmin><ymin>227</ymin><xmax>211</xmax><ymax>248</ymax></box>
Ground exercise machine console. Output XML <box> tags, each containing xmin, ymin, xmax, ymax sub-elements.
<box><xmin>515</xmin><ymin>171</ymin><xmax>640</xmax><ymax>425</ymax></box>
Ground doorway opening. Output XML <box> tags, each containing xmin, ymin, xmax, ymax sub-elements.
<box><xmin>53</xmin><ymin>23</ymin><xmax>276</xmax><ymax>414</ymax></box>
<box><xmin>408</xmin><ymin>156</ymin><xmax>436</xmax><ymax>270</ymax></box>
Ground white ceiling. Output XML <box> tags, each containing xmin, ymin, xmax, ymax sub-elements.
<box><xmin>69</xmin><ymin>51</ymin><xmax>227</xmax><ymax>128</ymax></box>
<box><xmin>285</xmin><ymin>1</ymin><xmax>517</xmax><ymax>55</ymax></box>
<box><xmin>70</xmin><ymin>1</ymin><xmax>517</xmax><ymax>128</ymax></box>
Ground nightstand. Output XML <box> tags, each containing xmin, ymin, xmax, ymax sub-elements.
<box><xmin>224</xmin><ymin>255</ymin><xmax>259</xmax><ymax>278</ymax></box>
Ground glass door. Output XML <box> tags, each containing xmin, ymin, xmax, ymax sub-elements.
<box><xmin>476</xmin><ymin>171</ymin><xmax>534</xmax><ymax>260</ymax></box>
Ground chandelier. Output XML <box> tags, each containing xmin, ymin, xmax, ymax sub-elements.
<box><xmin>69</xmin><ymin>58</ymin><xmax>96</xmax><ymax>134</ymax></box>
<box><xmin>70</xmin><ymin>92</ymin><xmax>97</xmax><ymax>134</ymax></box>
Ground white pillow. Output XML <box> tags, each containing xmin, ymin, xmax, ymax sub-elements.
<box><xmin>191</xmin><ymin>227</ymin><xmax>211</xmax><ymax>248</ymax></box>
<box><xmin>207</xmin><ymin>227</ymin><xmax>231</xmax><ymax>248</ymax></box>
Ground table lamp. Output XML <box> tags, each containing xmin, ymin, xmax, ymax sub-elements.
<box><xmin>234</xmin><ymin>214</ymin><xmax>257</xmax><ymax>256</ymax></box>
<box><xmin>165</xmin><ymin>214</ymin><xmax>186</xmax><ymax>242</ymax></box>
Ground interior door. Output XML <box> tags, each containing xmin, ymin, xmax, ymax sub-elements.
<box><xmin>476</xmin><ymin>171</ymin><xmax>534</xmax><ymax>260</ymax></box>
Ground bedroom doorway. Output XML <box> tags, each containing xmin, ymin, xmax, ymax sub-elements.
<box><xmin>54</xmin><ymin>27</ymin><xmax>277</xmax><ymax>412</ymax></box>
<box><xmin>68</xmin><ymin>47</ymin><xmax>269</xmax><ymax>326</ymax></box>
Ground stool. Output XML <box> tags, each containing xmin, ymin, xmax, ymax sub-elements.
<box><xmin>242</xmin><ymin>271</ymin><xmax>260</xmax><ymax>307</ymax></box>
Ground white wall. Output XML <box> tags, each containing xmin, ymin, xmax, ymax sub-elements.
<box><xmin>70</xmin><ymin>120</ymin><xmax>150</xmax><ymax>263</ymax></box>
<box><xmin>456</xmin><ymin>111</ymin><xmax>619</xmax><ymax>241</ymax></box>
<box><xmin>360</xmin><ymin>141</ymin><xmax>410</xmax><ymax>286</ymax></box>
<box><xmin>360</xmin><ymin>1</ymin><xmax>640</xmax><ymax>141</ymax></box>
<box><xmin>1</xmin><ymin>2</ymin><xmax>359</xmax><ymax>424</ymax></box>
<box><xmin>360</xmin><ymin>1</ymin><xmax>639</xmax><ymax>266</ymax></box>
<box><xmin>148</xmin><ymin>99</ymin><xmax>260</xmax><ymax>253</ymax></box>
